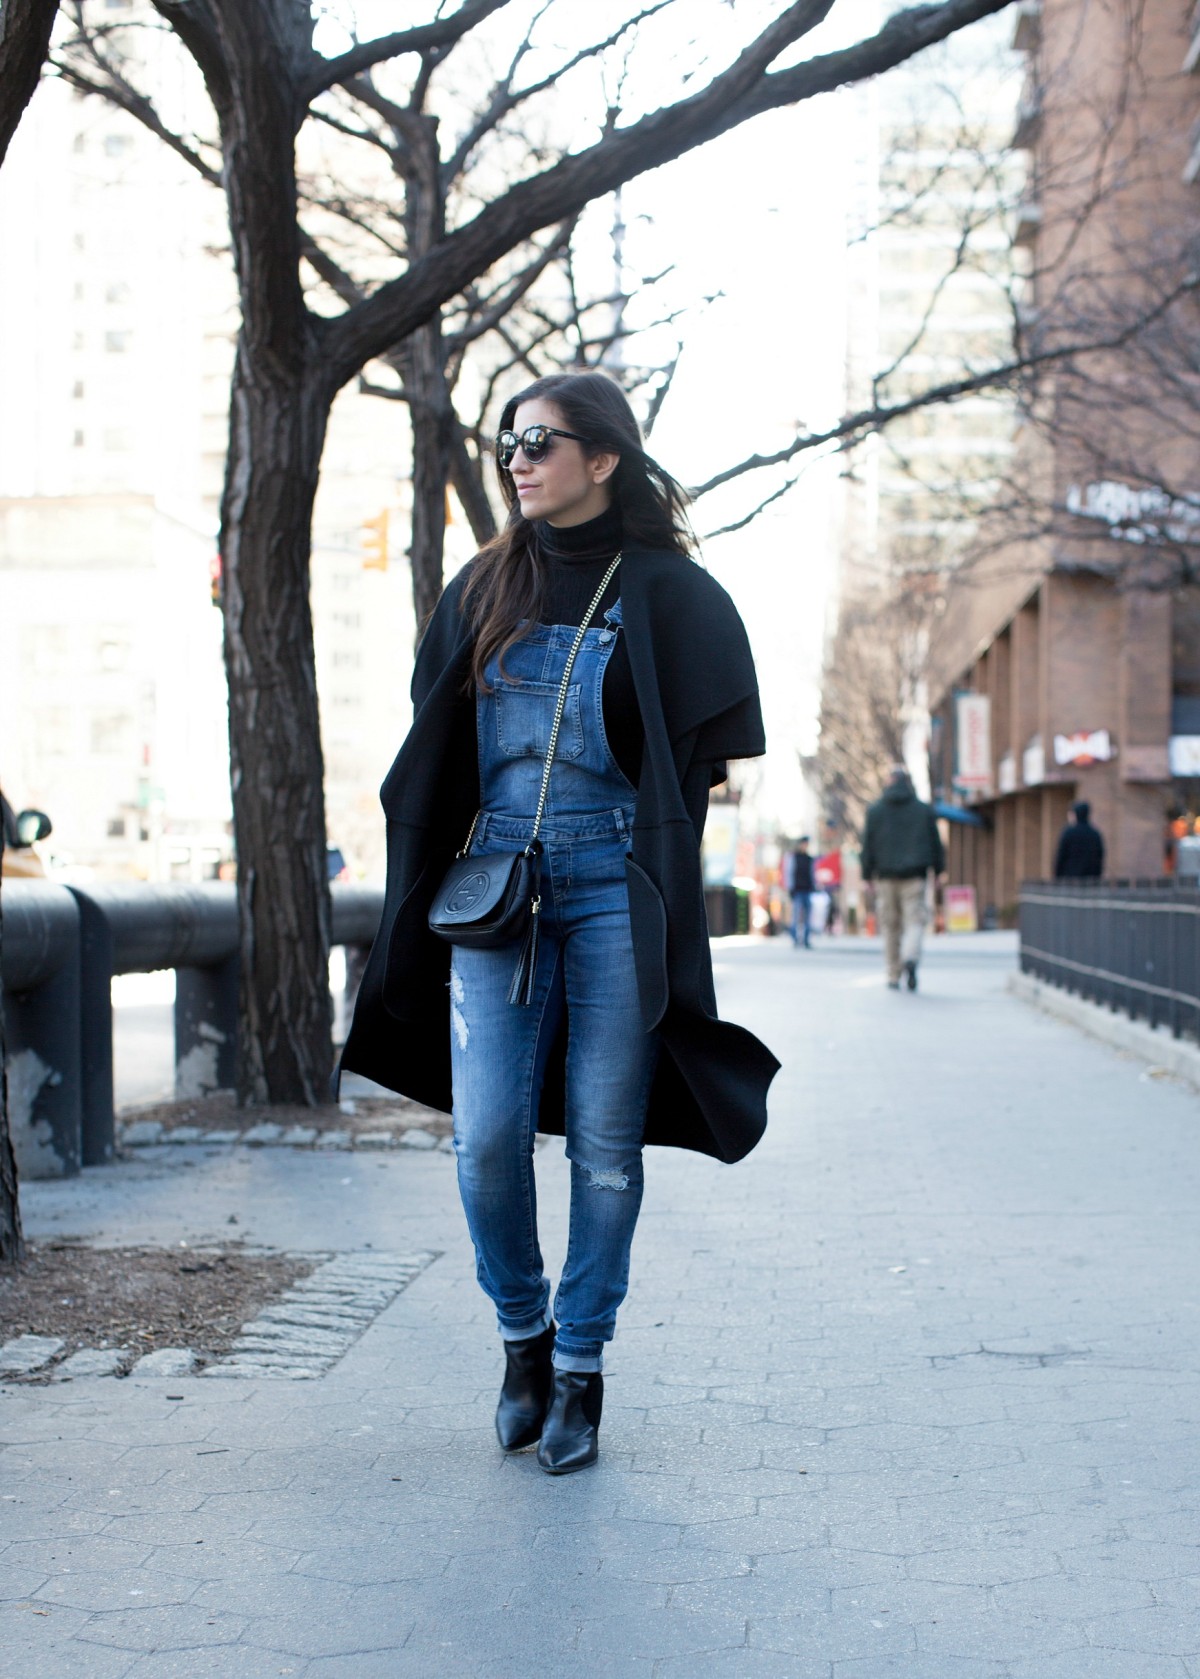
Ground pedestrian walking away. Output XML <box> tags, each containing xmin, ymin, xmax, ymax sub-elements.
<box><xmin>340</xmin><ymin>371</ymin><xmax>780</xmax><ymax>1476</ymax></box>
<box><xmin>1054</xmin><ymin>799</ymin><xmax>1105</xmax><ymax>879</ymax></box>
<box><xmin>787</xmin><ymin>836</ymin><xmax>816</xmax><ymax>947</ymax></box>
<box><xmin>815</xmin><ymin>841</ymin><xmax>842</xmax><ymax>936</ymax></box>
<box><xmin>861</xmin><ymin>763</ymin><xmax>945</xmax><ymax>991</ymax></box>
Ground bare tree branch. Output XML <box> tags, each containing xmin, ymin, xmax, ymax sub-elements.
<box><xmin>446</xmin><ymin>219</ymin><xmax>575</xmax><ymax>347</ymax></box>
<box><xmin>53</xmin><ymin>57</ymin><xmax>224</xmax><ymax>185</ymax></box>
<box><xmin>700</xmin><ymin>473</ymin><xmax>801</xmax><ymax>540</ymax></box>
<box><xmin>444</xmin><ymin>2</ymin><xmax>677</xmax><ymax>183</ymax></box>
<box><xmin>302</xmin><ymin>0</ymin><xmax>513</xmax><ymax>102</ymax></box>
<box><xmin>692</xmin><ymin>271</ymin><xmax>1200</xmax><ymax>498</ymax></box>
<box><xmin>320</xmin><ymin>0</ymin><xmax>1015</xmax><ymax>392</ymax></box>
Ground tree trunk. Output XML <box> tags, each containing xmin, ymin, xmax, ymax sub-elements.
<box><xmin>0</xmin><ymin>0</ymin><xmax>57</xmax><ymax>170</ymax></box>
<box><xmin>450</xmin><ymin>419</ymin><xmax>498</xmax><ymax>550</ymax></box>
<box><xmin>399</xmin><ymin>318</ymin><xmax>455</xmax><ymax>634</ymax></box>
<box><xmin>202</xmin><ymin>0</ymin><xmax>336</xmax><ymax>1106</ymax></box>
<box><xmin>221</xmin><ymin>348</ymin><xmax>335</xmax><ymax>1106</ymax></box>
<box><xmin>0</xmin><ymin>866</ymin><xmax>24</xmax><ymax>1264</ymax></box>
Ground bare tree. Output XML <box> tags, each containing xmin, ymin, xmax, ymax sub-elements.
<box><xmin>49</xmin><ymin>0</ymin><xmax>1014</xmax><ymax>1107</ymax></box>
<box><xmin>813</xmin><ymin>568</ymin><xmax>945</xmax><ymax>834</ymax></box>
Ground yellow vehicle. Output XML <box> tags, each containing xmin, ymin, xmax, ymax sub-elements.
<box><xmin>1</xmin><ymin>791</ymin><xmax>52</xmax><ymax>879</ymax></box>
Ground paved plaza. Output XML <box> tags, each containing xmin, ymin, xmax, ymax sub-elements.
<box><xmin>3</xmin><ymin>931</ymin><xmax>1200</xmax><ymax>1677</ymax></box>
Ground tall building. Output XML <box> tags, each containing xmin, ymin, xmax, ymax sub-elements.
<box><xmin>0</xmin><ymin>35</ymin><xmax>416</xmax><ymax>882</ymax></box>
<box><xmin>821</xmin><ymin>15</ymin><xmax>1023</xmax><ymax>827</ymax></box>
<box><xmin>927</xmin><ymin>0</ymin><xmax>1200</xmax><ymax>910</ymax></box>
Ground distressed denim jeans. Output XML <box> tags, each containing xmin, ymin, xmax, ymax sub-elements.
<box><xmin>449</xmin><ymin>599</ymin><xmax>658</xmax><ymax>1373</ymax></box>
<box><xmin>450</xmin><ymin>811</ymin><xmax>658</xmax><ymax>1372</ymax></box>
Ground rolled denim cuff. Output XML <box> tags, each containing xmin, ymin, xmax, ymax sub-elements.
<box><xmin>498</xmin><ymin>1305</ymin><xmax>553</xmax><ymax>1344</ymax></box>
<box><xmin>552</xmin><ymin>1347</ymin><xmax>604</xmax><ymax>1374</ymax></box>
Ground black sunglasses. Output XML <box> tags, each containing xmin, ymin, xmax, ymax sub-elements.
<box><xmin>495</xmin><ymin>424</ymin><xmax>592</xmax><ymax>469</ymax></box>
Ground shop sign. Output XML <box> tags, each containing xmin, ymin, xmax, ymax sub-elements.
<box><xmin>955</xmin><ymin>693</ymin><xmax>992</xmax><ymax>790</ymax></box>
<box><xmin>1066</xmin><ymin>480</ymin><xmax>1200</xmax><ymax>547</ymax></box>
<box><xmin>1053</xmin><ymin>729</ymin><xmax>1113</xmax><ymax>766</ymax></box>
<box><xmin>1023</xmin><ymin>737</ymin><xmax>1045</xmax><ymax>786</ymax></box>
<box><xmin>997</xmin><ymin>752</ymin><xmax>1017</xmax><ymax>794</ymax></box>
<box><xmin>944</xmin><ymin>884</ymin><xmax>978</xmax><ymax>933</ymax></box>
<box><xmin>1168</xmin><ymin>736</ymin><xmax>1200</xmax><ymax>776</ymax></box>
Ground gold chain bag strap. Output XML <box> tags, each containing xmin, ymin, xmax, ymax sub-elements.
<box><xmin>427</xmin><ymin>554</ymin><xmax>622</xmax><ymax>1006</ymax></box>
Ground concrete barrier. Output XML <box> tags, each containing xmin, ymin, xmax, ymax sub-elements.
<box><xmin>2</xmin><ymin>881</ymin><xmax>383</xmax><ymax>1178</ymax></box>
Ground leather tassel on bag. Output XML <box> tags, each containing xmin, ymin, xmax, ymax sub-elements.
<box><xmin>508</xmin><ymin>893</ymin><xmax>541</xmax><ymax>1006</ymax></box>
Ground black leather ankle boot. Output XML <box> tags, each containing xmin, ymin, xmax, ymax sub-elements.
<box><xmin>537</xmin><ymin>1370</ymin><xmax>603</xmax><ymax>1475</ymax></box>
<box><xmin>495</xmin><ymin>1323</ymin><xmax>556</xmax><ymax>1452</ymax></box>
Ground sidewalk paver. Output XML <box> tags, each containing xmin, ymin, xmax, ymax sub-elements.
<box><xmin>4</xmin><ymin>932</ymin><xmax>1200</xmax><ymax>1677</ymax></box>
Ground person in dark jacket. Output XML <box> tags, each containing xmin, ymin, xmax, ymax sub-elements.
<box><xmin>1054</xmin><ymin>800</ymin><xmax>1105</xmax><ymax>879</ymax></box>
<box><xmin>861</xmin><ymin>764</ymin><xmax>945</xmax><ymax>991</ymax></box>
<box><xmin>787</xmin><ymin>836</ymin><xmax>816</xmax><ymax>947</ymax></box>
<box><xmin>339</xmin><ymin>372</ymin><xmax>778</xmax><ymax>1476</ymax></box>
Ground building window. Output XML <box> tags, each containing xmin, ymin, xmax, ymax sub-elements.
<box><xmin>105</xmin><ymin>282</ymin><xmax>131</xmax><ymax>305</ymax></box>
<box><xmin>98</xmin><ymin>638</ymin><xmax>129</xmax><ymax>671</ymax></box>
<box><xmin>72</xmin><ymin>380</ymin><xmax>85</xmax><ymax>399</ymax></box>
<box><xmin>107</xmin><ymin>817</ymin><xmax>127</xmax><ymax>838</ymax></box>
<box><xmin>40</xmin><ymin>708</ymin><xmax>73</xmax><ymax>758</ymax></box>
<box><xmin>104</xmin><ymin>133</ymin><xmax>133</xmax><ymax>158</ymax></box>
<box><xmin>73</xmin><ymin>133</ymin><xmax>86</xmax><ymax>154</ymax></box>
<box><xmin>90</xmin><ymin>712</ymin><xmax>135</xmax><ymax>756</ymax></box>
<box><xmin>105</xmin><ymin>330</ymin><xmax>131</xmax><ymax>353</ymax></box>
<box><xmin>73</xmin><ymin>429</ymin><xmax>85</xmax><ymax>447</ymax></box>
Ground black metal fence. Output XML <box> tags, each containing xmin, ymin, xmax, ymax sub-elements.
<box><xmin>1019</xmin><ymin>879</ymin><xmax>1200</xmax><ymax>1043</ymax></box>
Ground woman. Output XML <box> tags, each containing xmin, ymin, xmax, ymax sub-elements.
<box><xmin>340</xmin><ymin>371</ymin><xmax>779</xmax><ymax>1474</ymax></box>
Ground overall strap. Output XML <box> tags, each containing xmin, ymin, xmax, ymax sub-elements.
<box><xmin>460</xmin><ymin>551</ymin><xmax>622</xmax><ymax>858</ymax></box>
<box><xmin>529</xmin><ymin>552</ymin><xmax>622</xmax><ymax>846</ymax></box>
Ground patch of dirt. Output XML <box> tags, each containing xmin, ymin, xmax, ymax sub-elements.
<box><xmin>0</xmin><ymin>1242</ymin><xmax>318</xmax><ymax>1377</ymax></box>
<box><xmin>118</xmin><ymin>1092</ymin><xmax>452</xmax><ymax>1139</ymax></box>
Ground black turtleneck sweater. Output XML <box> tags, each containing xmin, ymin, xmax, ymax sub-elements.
<box><xmin>533</xmin><ymin>505</ymin><xmax>643</xmax><ymax>785</ymax></box>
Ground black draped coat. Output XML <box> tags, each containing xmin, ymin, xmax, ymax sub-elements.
<box><xmin>338</xmin><ymin>544</ymin><xmax>781</xmax><ymax>1163</ymax></box>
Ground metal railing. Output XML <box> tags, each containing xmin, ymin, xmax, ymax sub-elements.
<box><xmin>2</xmin><ymin>881</ymin><xmax>383</xmax><ymax>1179</ymax></box>
<box><xmin>1019</xmin><ymin>878</ymin><xmax>1200</xmax><ymax>1042</ymax></box>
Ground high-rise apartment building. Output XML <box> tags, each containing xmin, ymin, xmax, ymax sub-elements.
<box><xmin>821</xmin><ymin>15</ymin><xmax>1023</xmax><ymax>823</ymax></box>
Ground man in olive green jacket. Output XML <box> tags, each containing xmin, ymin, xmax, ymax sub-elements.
<box><xmin>861</xmin><ymin>765</ymin><xmax>946</xmax><ymax>991</ymax></box>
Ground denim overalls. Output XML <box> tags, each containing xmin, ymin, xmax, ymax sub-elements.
<box><xmin>449</xmin><ymin>600</ymin><xmax>658</xmax><ymax>1372</ymax></box>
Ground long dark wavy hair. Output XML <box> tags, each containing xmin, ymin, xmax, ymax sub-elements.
<box><xmin>462</xmin><ymin>371</ymin><xmax>696</xmax><ymax>689</ymax></box>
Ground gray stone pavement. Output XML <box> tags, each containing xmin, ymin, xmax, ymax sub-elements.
<box><xmin>3</xmin><ymin>931</ymin><xmax>1200</xmax><ymax>1677</ymax></box>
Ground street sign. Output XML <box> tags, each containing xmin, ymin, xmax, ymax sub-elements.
<box><xmin>955</xmin><ymin>693</ymin><xmax>992</xmax><ymax>791</ymax></box>
<box><xmin>945</xmin><ymin>884</ymin><xmax>978</xmax><ymax>933</ymax></box>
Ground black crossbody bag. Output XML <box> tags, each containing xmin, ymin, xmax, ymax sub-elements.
<box><xmin>427</xmin><ymin>554</ymin><xmax>622</xmax><ymax>1006</ymax></box>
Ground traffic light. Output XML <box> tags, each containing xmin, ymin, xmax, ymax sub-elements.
<box><xmin>362</xmin><ymin>510</ymin><xmax>389</xmax><ymax>571</ymax></box>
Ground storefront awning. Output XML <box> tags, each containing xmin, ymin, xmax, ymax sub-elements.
<box><xmin>934</xmin><ymin>799</ymin><xmax>987</xmax><ymax>828</ymax></box>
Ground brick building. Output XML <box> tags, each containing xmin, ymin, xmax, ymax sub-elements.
<box><xmin>928</xmin><ymin>0</ymin><xmax>1200</xmax><ymax>913</ymax></box>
